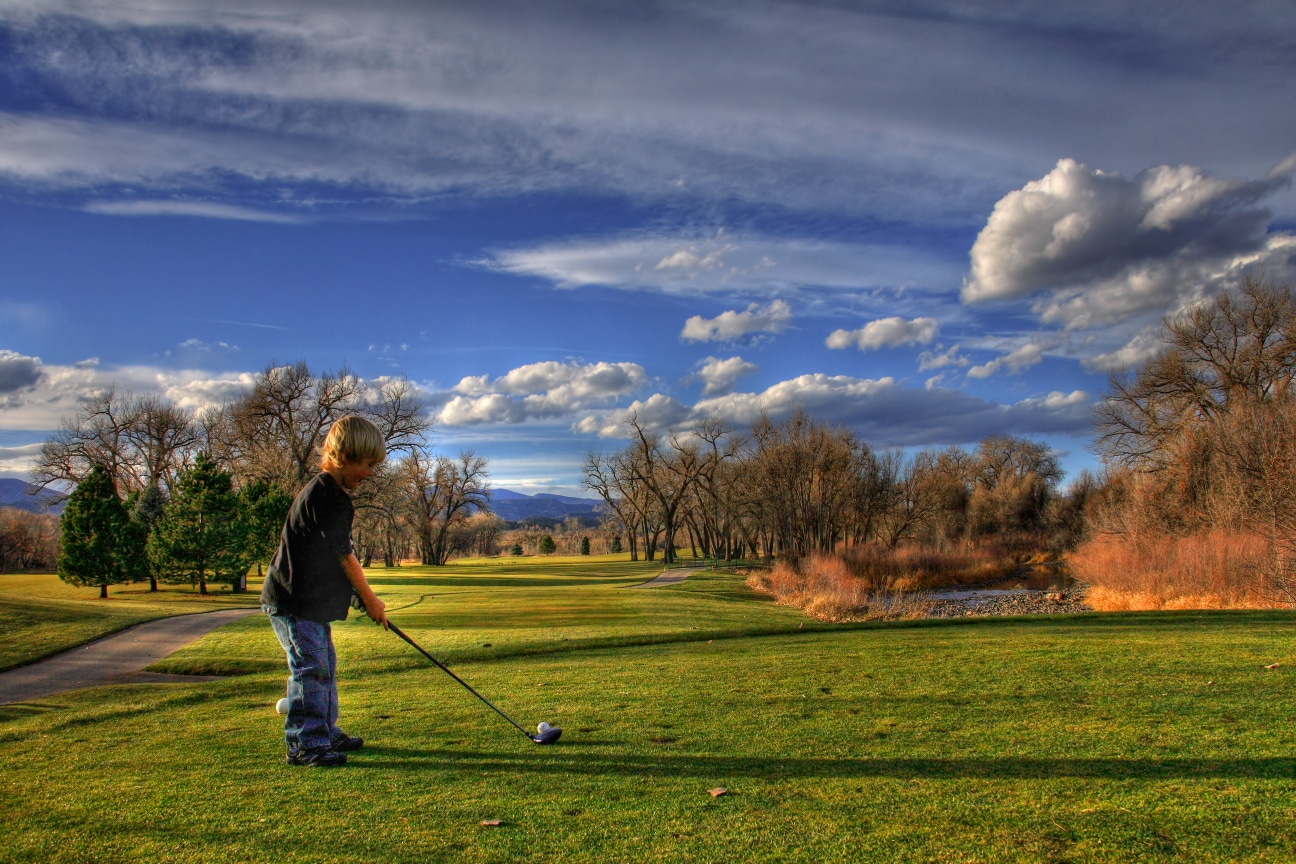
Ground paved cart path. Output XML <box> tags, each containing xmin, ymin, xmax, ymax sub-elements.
<box><xmin>632</xmin><ymin>566</ymin><xmax>706</xmax><ymax>588</ymax></box>
<box><xmin>0</xmin><ymin>607</ymin><xmax>261</xmax><ymax>705</ymax></box>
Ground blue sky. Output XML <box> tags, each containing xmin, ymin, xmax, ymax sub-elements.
<box><xmin>1</xmin><ymin>1</ymin><xmax>1294</xmax><ymax>494</ymax></box>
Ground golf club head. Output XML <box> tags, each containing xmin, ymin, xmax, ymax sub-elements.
<box><xmin>532</xmin><ymin>726</ymin><xmax>562</xmax><ymax>745</ymax></box>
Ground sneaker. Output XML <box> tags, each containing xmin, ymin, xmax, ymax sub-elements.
<box><xmin>331</xmin><ymin>733</ymin><xmax>364</xmax><ymax>752</ymax></box>
<box><xmin>287</xmin><ymin>747</ymin><xmax>347</xmax><ymax>767</ymax></box>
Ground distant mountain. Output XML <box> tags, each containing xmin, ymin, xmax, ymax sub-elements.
<box><xmin>0</xmin><ymin>478</ymin><xmax>66</xmax><ymax>515</ymax></box>
<box><xmin>487</xmin><ymin>489</ymin><xmax>604</xmax><ymax>523</ymax></box>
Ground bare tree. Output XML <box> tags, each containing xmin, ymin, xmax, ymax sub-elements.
<box><xmin>583</xmin><ymin>449</ymin><xmax>646</xmax><ymax>560</ymax></box>
<box><xmin>617</xmin><ymin>414</ymin><xmax>710</xmax><ymax>564</ymax></box>
<box><xmin>1096</xmin><ymin>276</ymin><xmax>1296</xmax><ymax>471</ymax></box>
<box><xmin>33</xmin><ymin>388</ymin><xmax>198</xmax><ymax>500</ymax></box>
<box><xmin>214</xmin><ymin>361</ymin><xmax>432</xmax><ymax>490</ymax></box>
<box><xmin>400</xmin><ymin>450</ymin><xmax>491</xmax><ymax>566</ymax></box>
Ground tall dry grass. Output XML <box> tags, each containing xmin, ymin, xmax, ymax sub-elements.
<box><xmin>1068</xmin><ymin>530</ymin><xmax>1288</xmax><ymax>611</ymax></box>
<box><xmin>745</xmin><ymin>542</ymin><xmax>1028</xmax><ymax>621</ymax></box>
<box><xmin>843</xmin><ymin>542</ymin><xmax>1021</xmax><ymax>592</ymax></box>
<box><xmin>746</xmin><ymin>553</ymin><xmax>926</xmax><ymax>621</ymax></box>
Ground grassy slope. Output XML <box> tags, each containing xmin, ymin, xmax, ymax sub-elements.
<box><xmin>0</xmin><ymin>573</ymin><xmax>262</xmax><ymax>672</ymax></box>
<box><xmin>2</xmin><ymin>556</ymin><xmax>1295</xmax><ymax>862</ymax></box>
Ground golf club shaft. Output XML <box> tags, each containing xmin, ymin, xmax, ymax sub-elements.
<box><xmin>387</xmin><ymin>621</ymin><xmax>534</xmax><ymax>740</ymax></box>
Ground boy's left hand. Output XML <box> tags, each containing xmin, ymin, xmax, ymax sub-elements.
<box><xmin>364</xmin><ymin>594</ymin><xmax>389</xmax><ymax>628</ymax></box>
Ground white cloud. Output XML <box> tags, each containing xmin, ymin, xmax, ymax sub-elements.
<box><xmin>967</xmin><ymin>342</ymin><xmax>1051</xmax><ymax>379</ymax></box>
<box><xmin>963</xmin><ymin>158</ymin><xmax>1296</xmax><ymax>332</ymax></box>
<box><xmin>483</xmin><ymin>233</ymin><xmax>958</xmax><ymax>296</ymax></box>
<box><xmin>439</xmin><ymin>360</ymin><xmax>649</xmax><ymax>426</ymax></box>
<box><xmin>693</xmin><ymin>374</ymin><xmax>897</xmax><ymax>428</ymax></box>
<box><xmin>826</xmin><ymin>316</ymin><xmax>938</xmax><ymax>351</ymax></box>
<box><xmin>576</xmin><ymin>393</ymin><xmax>693</xmax><ymax>438</ymax></box>
<box><xmin>171</xmin><ymin>338</ymin><xmax>239</xmax><ymax>356</ymax></box>
<box><xmin>0</xmin><ymin>358</ymin><xmax>258</xmax><ymax>430</ymax></box>
<box><xmin>695</xmin><ymin>356</ymin><xmax>758</xmax><ymax>397</ymax></box>
<box><xmin>682</xmin><ymin>300</ymin><xmax>793</xmax><ymax>343</ymax></box>
<box><xmin>918</xmin><ymin>344</ymin><xmax>971</xmax><ymax>371</ymax></box>
<box><xmin>84</xmin><ymin>200</ymin><xmax>303</xmax><ymax>224</ymax></box>
<box><xmin>1081</xmin><ymin>325</ymin><xmax>1164</xmax><ymax>372</ymax></box>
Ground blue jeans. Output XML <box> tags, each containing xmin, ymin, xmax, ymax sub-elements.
<box><xmin>266</xmin><ymin>609</ymin><xmax>345</xmax><ymax>752</ymax></box>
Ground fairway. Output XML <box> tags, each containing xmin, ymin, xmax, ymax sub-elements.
<box><xmin>2</xmin><ymin>557</ymin><xmax>1295</xmax><ymax>862</ymax></box>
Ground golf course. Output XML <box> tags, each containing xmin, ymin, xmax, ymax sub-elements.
<box><xmin>2</xmin><ymin>555</ymin><xmax>1295</xmax><ymax>863</ymax></box>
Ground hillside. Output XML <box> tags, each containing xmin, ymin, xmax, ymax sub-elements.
<box><xmin>0</xmin><ymin>479</ymin><xmax>65</xmax><ymax>515</ymax></box>
<box><xmin>489</xmin><ymin>488</ymin><xmax>604</xmax><ymax>522</ymax></box>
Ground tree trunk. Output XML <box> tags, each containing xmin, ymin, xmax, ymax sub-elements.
<box><xmin>100</xmin><ymin>583</ymin><xmax>108</xmax><ymax>599</ymax></box>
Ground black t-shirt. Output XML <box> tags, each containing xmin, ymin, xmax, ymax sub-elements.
<box><xmin>260</xmin><ymin>472</ymin><xmax>355</xmax><ymax>623</ymax></box>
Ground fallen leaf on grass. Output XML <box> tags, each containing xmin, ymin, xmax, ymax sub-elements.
<box><xmin>480</xmin><ymin>819</ymin><xmax>505</xmax><ymax>827</ymax></box>
<box><xmin>1266</xmin><ymin>663</ymin><xmax>1281</xmax><ymax>670</ymax></box>
<box><xmin>708</xmin><ymin>787</ymin><xmax>728</xmax><ymax>797</ymax></box>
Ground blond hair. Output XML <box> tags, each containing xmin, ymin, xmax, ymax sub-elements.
<box><xmin>320</xmin><ymin>415</ymin><xmax>387</xmax><ymax>471</ymax></box>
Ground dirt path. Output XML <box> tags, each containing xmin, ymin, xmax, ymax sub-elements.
<box><xmin>0</xmin><ymin>607</ymin><xmax>261</xmax><ymax>705</ymax></box>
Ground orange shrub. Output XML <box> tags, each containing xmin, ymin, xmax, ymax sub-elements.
<box><xmin>747</xmin><ymin>552</ymin><xmax>931</xmax><ymax>622</ymax></box>
<box><xmin>1068</xmin><ymin>530</ymin><xmax>1286</xmax><ymax>610</ymax></box>
<box><xmin>843</xmin><ymin>542</ymin><xmax>1018</xmax><ymax>591</ymax></box>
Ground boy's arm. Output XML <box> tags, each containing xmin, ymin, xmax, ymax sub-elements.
<box><xmin>342</xmin><ymin>553</ymin><xmax>388</xmax><ymax>628</ymax></box>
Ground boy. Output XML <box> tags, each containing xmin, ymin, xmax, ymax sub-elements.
<box><xmin>261</xmin><ymin>415</ymin><xmax>389</xmax><ymax>767</ymax></box>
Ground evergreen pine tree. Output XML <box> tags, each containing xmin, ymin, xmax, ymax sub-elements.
<box><xmin>538</xmin><ymin>534</ymin><xmax>556</xmax><ymax>555</ymax></box>
<box><xmin>149</xmin><ymin>453</ymin><xmax>245</xmax><ymax>595</ymax></box>
<box><xmin>510</xmin><ymin>543</ymin><xmax>524</xmax><ymax>557</ymax></box>
<box><xmin>128</xmin><ymin>484</ymin><xmax>166</xmax><ymax>591</ymax></box>
<box><xmin>610</xmin><ymin>535</ymin><xmax>623</xmax><ymax>553</ymax></box>
<box><xmin>238</xmin><ymin>481</ymin><xmax>292</xmax><ymax>594</ymax></box>
<box><xmin>580</xmin><ymin>536</ymin><xmax>591</xmax><ymax>555</ymax></box>
<box><xmin>58</xmin><ymin>464</ymin><xmax>129</xmax><ymax>598</ymax></box>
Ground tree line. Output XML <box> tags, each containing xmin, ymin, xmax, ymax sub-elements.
<box><xmin>35</xmin><ymin>362</ymin><xmax>493</xmax><ymax>595</ymax></box>
<box><xmin>30</xmin><ymin>277</ymin><xmax>1296</xmax><ymax>600</ymax></box>
<box><xmin>584</xmin><ymin>277</ymin><xmax>1296</xmax><ymax>592</ymax></box>
<box><xmin>584</xmin><ymin>413</ymin><xmax>1065</xmax><ymax>565</ymax></box>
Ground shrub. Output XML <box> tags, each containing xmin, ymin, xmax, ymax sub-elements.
<box><xmin>1068</xmin><ymin>530</ymin><xmax>1285</xmax><ymax>610</ymax></box>
<box><xmin>747</xmin><ymin>552</ymin><xmax>932</xmax><ymax>622</ymax></box>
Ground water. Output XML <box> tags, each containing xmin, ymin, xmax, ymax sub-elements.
<box><xmin>926</xmin><ymin>564</ymin><xmax>1074</xmax><ymax>602</ymax></box>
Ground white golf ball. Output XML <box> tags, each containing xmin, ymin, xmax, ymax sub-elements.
<box><xmin>537</xmin><ymin>721</ymin><xmax>551</xmax><ymax>734</ymax></box>
<box><xmin>275</xmin><ymin>697</ymin><xmax>289</xmax><ymax>715</ymax></box>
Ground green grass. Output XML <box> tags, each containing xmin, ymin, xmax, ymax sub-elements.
<box><xmin>2</xmin><ymin>556</ymin><xmax>1295</xmax><ymax>862</ymax></box>
<box><xmin>0</xmin><ymin>573</ymin><xmax>262</xmax><ymax>672</ymax></box>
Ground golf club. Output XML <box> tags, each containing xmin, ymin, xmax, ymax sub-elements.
<box><xmin>386</xmin><ymin>620</ymin><xmax>562</xmax><ymax>745</ymax></box>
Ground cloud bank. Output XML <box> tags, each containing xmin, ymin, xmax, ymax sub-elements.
<box><xmin>965</xmin><ymin>158</ymin><xmax>1295</xmax><ymax>322</ymax></box>
<box><xmin>963</xmin><ymin>156</ymin><xmax>1296</xmax><ymax>368</ymax></box>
